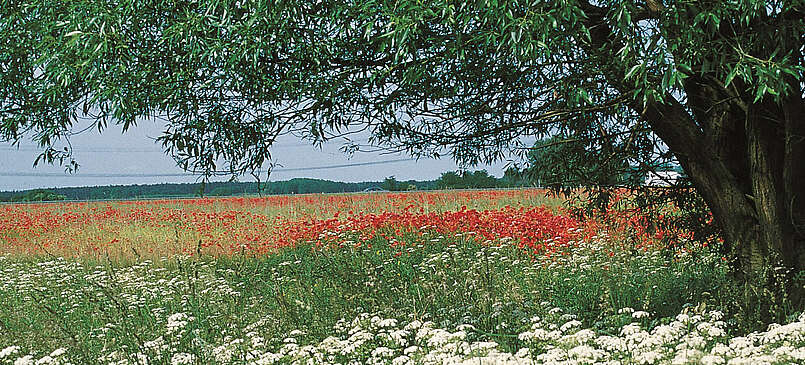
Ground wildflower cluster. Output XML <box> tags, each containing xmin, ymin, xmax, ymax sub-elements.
<box><xmin>271</xmin><ymin>206</ymin><xmax>580</xmax><ymax>254</ymax></box>
<box><xmin>1</xmin><ymin>189</ymin><xmax>704</xmax><ymax>260</ymax></box>
<box><xmin>0</xmin><ymin>189</ymin><xmax>767</xmax><ymax>364</ymax></box>
<box><xmin>1</xmin><ymin>190</ymin><xmax>560</xmax><ymax>258</ymax></box>
<box><xmin>3</xmin><ymin>306</ymin><xmax>804</xmax><ymax>364</ymax></box>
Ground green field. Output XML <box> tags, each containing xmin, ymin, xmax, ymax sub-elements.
<box><xmin>1</xmin><ymin>190</ymin><xmax>803</xmax><ymax>364</ymax></box>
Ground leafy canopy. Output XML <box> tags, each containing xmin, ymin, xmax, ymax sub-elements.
<box><xmin>522</xmin><ymin>136</ymin><xmax>641</xmax><ymax>187</ymax></box>
<box><xmin>1</xmin><ymin>0</ymin><xmax>803</xmax><ymax>178</ymax></box>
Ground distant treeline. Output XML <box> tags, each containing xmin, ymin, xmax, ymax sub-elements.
<box><xmin>1</xmin><ymin>170</ymin><xmax>532</xmax><ymax>202</ymax></box>
<box><xmin>0</xmin><ymin>178</ymin><xmax>418</xmax><ymax>202</ymax></box>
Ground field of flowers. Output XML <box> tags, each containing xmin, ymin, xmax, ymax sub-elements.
<box><xmin>0</xmin><ymin>190</ymin><xmax>563</xmax><ymax>259</ymax></box>
<box><xmin>1</xmin><ymin>189</ymin><xmax>803</xmax><ymax>364</ymax></box>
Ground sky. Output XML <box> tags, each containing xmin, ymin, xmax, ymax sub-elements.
<box><xmin>0</xmin><ymin>120</ymin><xmax>513</xmax><ymax>191</ymax></box>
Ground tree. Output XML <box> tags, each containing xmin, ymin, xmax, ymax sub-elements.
<box><xmin>381</xmin><ymin>176</ymin><xmax>401</xmax><ymax>191</ymax></box>
<box><xmin>12</xmin><ymin>189</ymin><xmax>66</xmax><ymax>202</ymax></box>
<box><xmin>1</xmin><ymin>0</ymin><xmax>803</xmax><ymax>316</ymax></box>
<box><xmin>522</xmin><ymin>136</ymin><xmax>642</xmax><ymax>187</ymax></box>
<box><xmin>436</xmin><ymin>171</ymin><xmax>462</xmax><ymax>190</ymax></box>
<box><xmin>435</xmin><ymin>170</ymin><xmax>499</xmax><ymax>189</ymax></box>
<box><xmin>467</xmin><ymin>170</ymin><xmax>500</xmax><ymax>188</ymax></box>
<box><xmin>499</xmin><ymin>167</ymin><xmax>528</xmax><ymax>188</ymax></box>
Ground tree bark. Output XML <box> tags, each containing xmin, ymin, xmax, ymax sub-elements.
<box><xmin>645</xmin><ymin>91</ymin><xmax>805</xmax><ymax>322</ymax></box>
<box><xmin>578</xmin><ymin>0</ymin><xmax>805</xmax><ymax>320</ymax></box>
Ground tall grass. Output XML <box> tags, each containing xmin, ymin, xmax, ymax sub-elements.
<box><xmin>1</xmin><ymin>234</ymin><xmax>735</xmax><ymax>361</ymax></box>
<box><xmin>0</xmin><ymin>189</ymin><xmax>560</xmax><ymax>260</ymax></box>
<box><xmin>2</xmin><ymin>190</ymin><xmax>801</xmax><ymax>364</ymax></box>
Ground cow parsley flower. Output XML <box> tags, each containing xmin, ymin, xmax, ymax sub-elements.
<box><xmin>632</xmin><ymin>311</ymin><xmax>650</xmax><ymax>319</ymax></box>
<box><xmin>560</xmin><ymin>320</ymin><xmax>582</xmax><ymax>333</ymax></box>
<box><xmin>170</xmin><ymin>352</ymin><xmax>195</xmax><ymax>365</ymax></box>
<box><xmin>0</xmin><ymin>346</ymin><xmax>20</xmax><ymax>359</ymax></box>
<box><xmin>166</xmin><ymin>313</ymin><xmax>192</xmax><ymax>334</ymax></box>
<box><xmin>13</xmin><ymin>355</ymin><xmax>34</xmax><ymax>365</ymax></box>
<box><xmin>391</xmin><ymin>355</ymin><xmax>411</xmax><ymax>365</ymax></box>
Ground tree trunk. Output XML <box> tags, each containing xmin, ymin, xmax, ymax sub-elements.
<box><xmin>635</xmin><ymin>86</ymin><xmax>805</xmax><ymax>323</ymax></box>
<box><xmin>577</xmin><ymin>0</ymin><xmax>805</xmax><ymax>321</ymax></box>
<box><xmin>658</xmin><ymin>94</ymin><xmax>805</xmax><ymax>323</ymax></box>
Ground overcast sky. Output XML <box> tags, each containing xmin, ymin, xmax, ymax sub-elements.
<box><xmin>0</xmin><ymin>120</ymin><xmax>513</xmax><ymax>191</ymax></box>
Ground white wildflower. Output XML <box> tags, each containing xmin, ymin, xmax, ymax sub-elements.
<box><xmin>632</xmin><ymin>311</ymin><xmax>650</xmax><ymax>319</ymax></box>
<box><xmin>170</xmin><ymin>352</ymin><xmax>195</xmax><ymax>365</ymax></box>
<box><xmin>700</xmin><ymin>354</ymin><xmax>726</xmax><ymax>365</ymax></box>
<box><xmin>377</xmin><ymin>318</ymin><xmax>398</xmax><ymax>328</ymax></box>
<box><xmin>14</xmin><ymin>355</ymin><xmax>34</xmax><ymax>365</ymax></box>
<box><xmin>560</xmin><ymin>320</ymin><xmax>582</xmax><ymax>333</ymax></box>
<box><xmin>166</xmin><ymin>313</ymin><xmax>192</xmax><ymax>334</ymax></box>
<box><xmin>1</xmin><ymin>346</ymin><xmax>20</xmax><ymax>359</ymax></box>
<box><xmin>34</xmin><ymin>356</ymin><xmax>54</xmax><ymax>365</ymax></box>
<box><xmin>212</xmin><ymin>345</ymin><xmax>233</xmax><ymax>363</ymax></box>
<box><xmin>391</xmin><ymin>355</ymin><xmax>411</xmax><ymax>365</ymax></box>
<box><xmin>621</xmin><ymin>323</ymin><xmax>642</xmax><ymax>336</ymax></box>
<box><xmin>619</xmin><ymin>307</ymin><xmax>635</xmax><ymax>314</ymax></box>
<box><xmin>370</xmin><ymin>346</ymin><xmax>394</xmax><ymax>358</ymax></box>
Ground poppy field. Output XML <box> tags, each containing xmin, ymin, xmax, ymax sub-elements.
<box><xmin>1</xmin><ymin>189</ymin><xmax>803</xmax><ymax>364</ymax></box>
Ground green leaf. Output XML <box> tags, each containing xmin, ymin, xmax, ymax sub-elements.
<box><xmin>662</xmin><ymin>69</ymin><xmax>672</xmax><ymax>89</ymax></box>
<box><xmin>724</xmin><ymin>67</ymin><xmax>738</xmax><ymax>86</ymax></box>
<box><xmin>754</xmin><ymin>84</ymin><xmax>768</xmax><ymax>102</ymax></box>
<box><xmin>625</xmin><ymin>64</ymin><xmax>641</xmax><ymax>80</ymax></box>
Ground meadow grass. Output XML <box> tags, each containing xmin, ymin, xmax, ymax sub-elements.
<box><xmin>1</xmin><ymin>190</ymin><xmax>803</xmax><ymax>364</ymax></box>
<box><xmin>1</xmin><ymin>234</ymin><xmax>741</xmax><ymax>364</ymax></box>
<box><xmin>0</xmin><ymin>189</ymin><xmax>561</xmax><ymax>260</ymax></box>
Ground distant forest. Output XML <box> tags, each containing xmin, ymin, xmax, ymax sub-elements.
<box><xmin>0</xmin><ymin>169</ymin><xmax>531</xmax><ymax>202</ymax></box>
